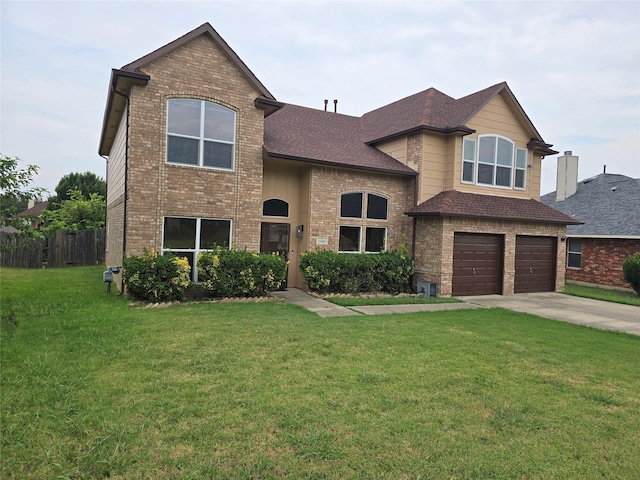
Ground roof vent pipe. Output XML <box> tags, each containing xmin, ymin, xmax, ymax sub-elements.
<box><xmin>334</xmin><ymin>99</ymin><xmax>337</xmax><ymax>113</ymax></box>
<box><xmin>324</xmin><ymin>99</ymin><xmax>328</xmax><ymax>111</ymax></box>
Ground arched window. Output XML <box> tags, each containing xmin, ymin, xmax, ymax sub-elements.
<box><xmin>262</xmin><ymin>198</ymin><xmax>289</xmax><ymax>217</ymax></box>
<box><xmin>166</xmin><ymin>99</ymin><xmax>236</xmax><ymax>170</ymax></box>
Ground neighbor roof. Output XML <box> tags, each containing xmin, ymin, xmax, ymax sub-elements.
<box><xmin>407</xmin><ymin>190</ymin><xmax>581</xmax><ymax>225</ymax></box>
<box><xmin>264</xmin><ymin>104</ymin><xmax>417</xmax><ymax>176</ymax></box>
<box><xmin>541</xmin><ymin>173</ymin><xmax>640</xmax><ymax>236</ymax></box>
<box><xmin>17</xmin><ymin>201</ymin><xmax>48</xmax><ymax>217</ymax></box>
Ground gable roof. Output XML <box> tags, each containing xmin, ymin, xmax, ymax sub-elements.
<box><xmin>361</xmin><ymin>82</ymin><xmax>557</xmax><ymax>156</ymax></box>
<box><xmin>541</xmin><ymin>173</ymin><xmax>640</xmax><ymax>236</ymax></box>
<box><xmin>17</xmin><ymin>201</ymin><xmax>48</xmax><ymax>217</ymax></box>
<box><xmin>264</xmin><ymin>104</ymin><xmax>417</xmax><ymax>176</ymax></box>
<box><xmin>407</xmin><ymin>190</ymin><xmax>581</xmax><ymax>225</ymax></box>
<box><xmin>99</xmin><ymin>23</ymin><xmax>275</xmax><ymax>156</ymax></box>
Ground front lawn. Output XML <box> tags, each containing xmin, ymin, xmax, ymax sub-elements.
<box><xmin>2</xmin><ymin>266</ymin><xmax>639</xmax><ymax>479</ymax></box>
<box><xmin>563</xmin><ymin>282</ymin><xmax>640</xmax><ymax>306</ymax></box>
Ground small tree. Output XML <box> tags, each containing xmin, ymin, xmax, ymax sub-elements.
<box><xmin>0</xmin><ymin>154</ymin><xmax>46</xmax><ymax>225</ymax></box>
<box><xmin>622</xmin><ymin>253</ymin><xmax>640</xmax><ymax>296</ymax></box>
<box><xmin>42</xmin><ymin>189</ymin><xmax>105</xmax><ymax>231</ymax></box>
<box><xmin>48</xmin><ymin>171</ymin><xmax>106</xmax><ymax>209</ymax></box>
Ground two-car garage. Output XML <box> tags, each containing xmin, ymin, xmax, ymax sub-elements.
<box><xmin>452</xmin><ymin>233</ymin><xmax>557</xmax><ymax>296</ymax></box>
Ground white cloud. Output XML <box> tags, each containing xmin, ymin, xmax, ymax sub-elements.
<box><xmin>1</xmin><ymin>0</ymin><xmax>638</xmax><ymax>197</ymax></box>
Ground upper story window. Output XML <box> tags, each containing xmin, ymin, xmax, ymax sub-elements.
<box><xmin>166</xmin><ymin>99</ymin><xmax>236</xmax><ymax>170</ymax></box>
<box><xmin>366</xmin><ymin>194</ymin><xmax>388</xmax><ymax>220</ymax></box>
<box><xmin>462</xmin><ymin>135</ymin><xmax>527</xmax><ymax>190</ymax></box>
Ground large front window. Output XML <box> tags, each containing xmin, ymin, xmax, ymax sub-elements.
<box><xmin>338</xmin><ymin>192</ymin><xmax>389</xmax><ymax>252</ymax></box>
<box><xmin>167</xmin><ymin>99</ymin><xmax>235</xmax><ymax>170</ymax></box>
<box><xmin>462</xmin><ymin>135</ymin><xmax>527</xmax><ymax>189</ymax></box>
<box><xmin>163</xmin><ymin>216</ymin><xmax>231</xmax><ymax>281</ymax></box>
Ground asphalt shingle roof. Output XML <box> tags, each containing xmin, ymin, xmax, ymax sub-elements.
<box><xmin>407</xmin><ymin>190</ymin><xmax>581</xmax><ymax>225</ymax></box>
<box><xmin>264</xmin><ymin>104</ymin><xmax>417</xmax><ymax>175</ymax></box>
<box><xmin>541</xmin><ymin>174</ymin><xmax>640</xmax><ymax>236</ymax></box>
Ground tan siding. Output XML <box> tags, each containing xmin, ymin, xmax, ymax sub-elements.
<box><xmin>376</xmin><ymin>137</ymin><xmax>409</xmax><ymax>168</ymax></box>
<box><xmin>420</xmin><ymin>133</ymin><xmax>447</xmax><ymax>202</ymax></box>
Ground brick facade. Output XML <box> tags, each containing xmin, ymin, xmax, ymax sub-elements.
<box><xmin>415</xmin><ymin>217</ymin><xmax>566</xmax><ymax>296</ymax></box>
<box><xmin>566</xmin><ymin>238</ymin><xmax>640</xmax><ymax>289</ymax></box>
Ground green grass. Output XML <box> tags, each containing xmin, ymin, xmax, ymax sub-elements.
<box><xmin>325</xmin><ymin>295</ymin><xmax>462</xmax><ymax>307</ymax></box>
<box><xmin>563</xmin><ymin>282</ymin><xmax>640</xmax><ymax>306</ymax></box>
<box><xmin>2</xmin><ymin>266</ymin><xmax>639</xmax><ymax>479</ymax></box>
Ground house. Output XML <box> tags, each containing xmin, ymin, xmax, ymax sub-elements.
<box><xmin>541</xmin><ymin>152</ymin><xmax>640</xmax><ymax>289</ymax></box>
<box><xmin>16</xmin><ymin>200</ymin><xmax>48</xmax><ymax>229</ymax></box>
<box><xmin>98</xmin><ymin>22</ymin><xmax>579</xmax><ymax>296</ymax></box>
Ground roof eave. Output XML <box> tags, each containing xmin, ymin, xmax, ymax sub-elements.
<box><xmin>266</xmin><ymin>152</ymin><xmax>418</xmax><ymax>177</ymax></box>
<box><xmin>406</xmin><ymin>210</ymin><xmax>582</xmax><ymax>225</ymax></box>
<box><xmin>254</xmin><ymin>97</ymin><xmax>286</xmax><ymax>117</ymax></box>
<box><xmin>98</xmin><ymin>69</ymin><xmax>150</xmax><ymax>156</ymax></box>
<box><xmin>366</xmin><ymin>125</ymin><xmax>475</xmax><ymax>145</ymax></box>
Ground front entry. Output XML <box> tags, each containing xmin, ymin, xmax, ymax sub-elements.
<box><xmin>260</xmin><ymin>222</ymin><xmax>290</xmax><ymax>288</ymax></box>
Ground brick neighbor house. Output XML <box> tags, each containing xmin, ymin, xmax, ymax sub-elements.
<box><xmin>99</xmin><ymin>22</ymin><xmax>579</xmax><ymax>296</ymax></box>
<box><xmin>541</xmin><ymin>152</ymin><xmax>640</xmax><ymax>290</ymax></box>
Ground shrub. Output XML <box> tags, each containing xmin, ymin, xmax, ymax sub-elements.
<box><xmin>123</xmin><ymin>249</ymin><xmax>191</xmax><ymax>302</ymax></box>
<box><xmin>622</xmin><ymin>253</ymin><xmax>640</xmax><ymax>296</ymax></box>
<box><xmin>299</xmin><ymin>250</ymin><xmax>414</xmax><ymax>294</ymax></box>
<box><xmin>197</xmin><ymin>247</ymin><xmax>287</xmax><ymax>297</ymax></box>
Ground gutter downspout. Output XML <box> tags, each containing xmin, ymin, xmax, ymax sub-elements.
<box><xmin>411</xmin><ymin>175</ymin><xmax>418</xmax><ymax>259</ymax></box>
<box><xmin>110</xmin><ymin>82</ymin><xmax>131</xmax><ymax>295</ymax></box>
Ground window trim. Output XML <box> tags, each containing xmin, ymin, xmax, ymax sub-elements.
<box><xmin>166</xmin><ymin>98</ymin><xmax>236</xmax><ymax>171</ymax></box>
<box><xmin>338</xmin><ymin>225</ymin><xmax>362</xmax><ymax>253</ymax></box>
<box><xmin>462</xmin><ymin>135</ymin><xmax>529</xmax><ymax>190</ymax></box>
<box><xmin>364</xmin><ymin>226</ymin><xmax>387</xmax><ymax>253</ymax></box>
<box><xmin>162</xmin><ymin>216</ymin><xmax>232</xmax><ymax>282</ymax></box>
<box><xmin>567</xmin><ymin>238</ymin><xmax>582</xmax><ymax>269</ymax></box>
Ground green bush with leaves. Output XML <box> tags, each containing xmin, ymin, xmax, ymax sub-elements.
<box><xmin>299</xmin><ymin>250</ymin><xmax>414</xmax><ymax>294</ymax></box>
<box><xmin>622</xmin><ymin>252</ymin><xmax>640</xmax><ymax>296</ymax></box>
<box><xmin>123</xmin><ymin>249</ymin><xmax>191</xmax><ymax>302</ymax></box>
<box><xmin>197</xmin><ymin>247</ymin><xmax>287</xmax><ymax>297</ymax></box>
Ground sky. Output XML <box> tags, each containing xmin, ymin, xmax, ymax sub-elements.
<box><xmin>1</xmin><ymin>0</ymin><xmax>639</xmax><ymax>197</ymax></box>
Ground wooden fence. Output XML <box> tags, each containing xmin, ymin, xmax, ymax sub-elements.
<box><xmin>0</xmin><ymin>228</ymin><xmax>106</xmax><ymax>268</ymax></box>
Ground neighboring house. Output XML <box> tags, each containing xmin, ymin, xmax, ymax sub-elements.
<box><xmin>99</xmin><ymin>23</ymin><xmax>579</xmax><ymax>296</ymax></box>
<box><xmin>16</xmin><ymin>200</ymin><xmax>48</xmax><ymax>229</ymax></box>
<box><xmin>541</xmin><ymin>152</ymin><xmax>640</xmax><ymax>289</ymax></box>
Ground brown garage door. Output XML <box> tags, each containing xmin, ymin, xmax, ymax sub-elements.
<box><xmin>514</xmin><ymin>236</ymin><xmax>557</xmax><ymax>293</ymax></box>
<box><xmin>453</xmin><ymin>233</ymin><xmax>503</xmax><ymax>296</ymax></box>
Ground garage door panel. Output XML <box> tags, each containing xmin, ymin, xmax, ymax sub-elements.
<box><xmin>515</xmin><ymin>236</ymin><xmax>556</xmax><ymax>293</ymax></box>
<box><xmin>453</xmin><ymin>233</ymin><xmax>503</xmax><ymax>296</ymax></box>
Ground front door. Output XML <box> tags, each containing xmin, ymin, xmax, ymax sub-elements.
<box><xmin>260</xmin><ymin>222</ymin><xmax>290</xmax><ymax>288</ymax></box>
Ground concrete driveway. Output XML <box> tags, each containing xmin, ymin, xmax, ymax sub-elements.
<box><xmin>460</xmin><ymin>292</ymin><xmax>640</xmax><ymax>336</ymax></box>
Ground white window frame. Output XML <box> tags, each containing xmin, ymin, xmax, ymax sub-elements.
<box><xmin>462</xmin><ymin>135</ymin><xmax>529</xmax><ymax>190</ymax></box>
<box><xmin>515</xmin><ymin>148</ymin><xmax>527</xmax><ymax>190</ymax></box>
<box><xmin>338</xmin><ymin>225</ymin><xmax>362</xmax><ymax>253</ymax></box>
<box><xmin>567</xmin><ymin>238</ymin><xmax>582</xmax><ymax>269</ymax></box>
<box><xmin>166</xmin><ymin>99</ymin><xmax>236</xmax><ymax>171</ymax></box>
<box><xmin>364</xmin><ymin>226</ymin><xmax>387</xmax><ymax>253</ymax></box>
<box><xmin>162</xmin><ymin>216</ymin><xmax>232</xmax><ymax>282</ymax></box>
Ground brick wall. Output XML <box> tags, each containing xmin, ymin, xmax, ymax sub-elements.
<box><xmin>415</xmin><ymin>217</ymin><xmax>566</xmax><ymax>296</ymax></box>
<box><xmin>123</xmin><ymin>34</ymin><xmax>265</xmax><ymax>256</ymax></box>
<box><xmin>307</xmin><ymin>166</ymin><xmax>415</xmax><ymax>253</ymax></box>
<box><xmin>566</xmin><ymin>238</ymin><xmax>640</xmax><ymax>289</ymax></box>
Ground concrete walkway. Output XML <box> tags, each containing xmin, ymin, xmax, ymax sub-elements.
<box><xmin>270</xmin><ymin>288</ymin><xmax>481</xmax><ymax>318</ymax></box>
<box><xmin>272</xmin><ymin>289</ymin><xmax>640</xmax><ymax>335</ymax></box>
<box><xmin>461</xmin><ymin>292</ymin><xmax>640</xmax><ymax>336</ymax></box>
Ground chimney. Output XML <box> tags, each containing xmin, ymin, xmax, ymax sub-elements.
<box><xmin>556</xmin><ymin>151</ymin><xmax>579</xmax><ymax>201</ymax></box>
<box><xmin>28</xmin><ymin>199</ymin><xmax>35</xmax><ymax>209</ymax></box>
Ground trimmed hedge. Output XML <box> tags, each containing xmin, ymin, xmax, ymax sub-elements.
<box><xmin>197</xmin><ymin>247</ymin><xmax>287</xmax><ymax>297</ymax></box>
<box><xmin>299</xmin><ymin>250</ymin><xmax>414</xmax><ymax>294</ymax></box>
<box><xmin>123</xmin><ymin>249</ymin><xmax>191</xmax><ymax>302</ymax></box>
<box><xmin>622</xmin><ymin>253</ymin><xmax>640</xmax><ymax>296</ymax></box>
